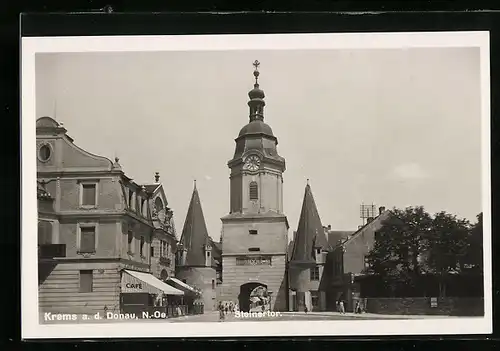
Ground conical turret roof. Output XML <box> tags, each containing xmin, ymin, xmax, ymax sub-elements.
<box><xmin>179</xmin><ymin>182</ymin><xmax>210</xmax><ymax>266</ymax></box>
<box><xmin>290</xmin><ymin>181</ymin><xmax>329</xmax><ymax>265</ymax></box>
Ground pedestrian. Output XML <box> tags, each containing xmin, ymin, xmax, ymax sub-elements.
<box><xmin>339</xmin><ymin>300</ymin><xmax>345</xmax><ymax>314</ymax></box>
<box><xmin>355</xmin><ymin>301</ymin><xmax>362</xmax><ymax>314</ymax></box>
<box><xmin>219</xmin><ymin>303</ymin><xmax>225</xmax><ymax>322</ymax></box>
<box><xmin>304</xmin><ymin>305</ymin><xmax>308</xmax><ymax>314</ymax></box>
<box><xmin>224</xmin><ymin>303</ymin><xmax>228</xmax><ymax>315</ymax></box>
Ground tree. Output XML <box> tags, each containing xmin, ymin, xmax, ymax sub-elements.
<box><xmin>426</xmin><ymin>212</ymin><xmax>470</xmax><ymax>297</ymax></box>
<box><xmin>464</xmin><ymin>212</ymin><xmax>483</xmax><ymax>274</ymax></box>
<box><xmin>364</xmin><ymin>206</ymin><xmax>432</xmax><ymax>296</ymax></box>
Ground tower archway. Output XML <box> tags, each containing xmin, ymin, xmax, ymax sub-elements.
<box><xmin>238</xmin><ymin>282</ymin><xmax>269</xmax><ymax>312</ymax></box>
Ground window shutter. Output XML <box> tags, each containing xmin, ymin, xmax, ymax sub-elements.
<box><xmin>249</xmin><ymin>182</ymin><xmax>258</xmax><ymax>200</ymax></box>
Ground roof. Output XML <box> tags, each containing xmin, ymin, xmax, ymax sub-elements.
<box><xmin>143</xmin><ymin>184</ymin><xmax>161</xmax><ymax>195</ymax></box>
<box><xmin>238</xmin><ymin>120</ymin><xmax>274</xmax><ymax>137</ymax></box>
<box><xmin>327</xmin><ymin>231</ymin><xmax>353</xmax><ymax>247</ymax></box>
<box><xmin>289</xmin><ymin>183</ymin><xmax>329</xmax><ymax>265</ymax></box>
<box><xmin>178</xmin><ymin>184</ymin><xmax>211</xmax><ymax>266</ymax></box>
<box><xmin>339</xmin><ymin>210</ymin><xmax>393</xmax><ymax>248</ymax></box>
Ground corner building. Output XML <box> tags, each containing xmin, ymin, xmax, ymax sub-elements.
<box><xmin>220</xmin><ymin>62</ymin><xmax>289</xmax><ymax>312</ymax></box>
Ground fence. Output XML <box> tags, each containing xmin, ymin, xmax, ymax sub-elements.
<box><xmin>365</xmin><ymin>297</ymin><xmax>484</xmax><ymax>316</ymax></box>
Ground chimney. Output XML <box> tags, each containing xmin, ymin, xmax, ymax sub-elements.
<box><xmin>379</xmin><ymin>206</ymin><xmax>386</xmax><ymax>215</ymax></box>
<box><xmin>155</xmin><ymin>172</ymin><xmax>160</xmax><ymax>183</ymax></box>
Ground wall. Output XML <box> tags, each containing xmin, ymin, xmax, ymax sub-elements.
<box><xmin>176</xmin><ymin>267</ymin><xmax>217</xmax><ymax>311</ymax></box>
<box><xmin>120</xmin><ymin>219</ymin><xmax>153</xmax><ymax>266</ymax></box>
<box><xmin>343</xmin><ymin>214</ymin><xmax>388</xmax><ymax>274</ymax></box>
<box><xmin>59</xmin><ymin>220</ymin><xmax>118</xmax><ymax>257</ymax></box>
<box><xmin>39</xmin><ymin>261</ymin><xmax>121</xmax><ymax>315</ymax></box>
<box><xmin>150</xmin><ymin>231</ymin><xmax>176</xmax><ymax>279</ymax></box>
<box><xmin>366</xmin><ymin>297</ymin><xmax>484</xmax><ymax>316</ymax></box>
<box><xmin>222</xmin><ymin>218</ymin><xmax>288</xmax><ymax>254</ymax></box>
<box><xmin>58</xmin><ymin>177</ymin><xmax>123</xmax><ymax>212</ymax></box>
<box><xmin>220</xmin><ymin>255</ymin><xmax>286</xmax><ymax>311</ymax></box>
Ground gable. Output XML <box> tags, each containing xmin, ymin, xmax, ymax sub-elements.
<box><xmin>36</xmin><ymin>118</ymin><xmax>114</xmax><ymax>172</ymax></box>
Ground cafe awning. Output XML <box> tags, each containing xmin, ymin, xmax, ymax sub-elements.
<box><xmin>167</xmin><ymin>277</ymin><xmax>200</xmax><ymax>295</ymax></box>
<box><xmin>122</xmin><ymin>270</ymin><xmax>184</xmax><ymax>296</ymax></box>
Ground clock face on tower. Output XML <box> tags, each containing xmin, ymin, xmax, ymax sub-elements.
<box><xmin>244</xmin><ymin>155</ymin><xmax>261</xmax><ymax>171</ymax></box>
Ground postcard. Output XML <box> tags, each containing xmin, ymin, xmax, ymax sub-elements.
<box><xmin>21</xmin><ymin>31</ymin><xmax>491</xmax><ymax>338</ymax></box>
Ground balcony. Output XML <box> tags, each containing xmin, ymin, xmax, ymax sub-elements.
<box><xmin>159</xmin><ymin>256</ymin><xmax>171</xmax><ymax>266</ymax></box>
<box><xmin>38</xmin><ymin>244</ymin><xmax>66</xmax><ymax>259</ymax></box>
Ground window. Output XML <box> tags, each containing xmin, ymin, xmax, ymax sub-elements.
<box><xmin>79</xmin><ymin>270</ymin><xmax>93</xmax><ymax>293</ymax></box>
<box><xmin>310</xmin><ymin>266</ymin><xmax>320</xmax><ymax>281</ymax></box>
<box><xmin>249</xmin><ymin>181</ymin><xmax>258</xmax><ymax>200</ymax></box>
<box><xmin>127</xmin><ymin>230</ymin><xmax>133</xmax><ymax>253</ymax></box>
<box><xmin>128</xmin><ymin>190</ymin><xmax>134</xmax><ymax>209</ymax></box>
<box><xmin>81</xmin><ymin>183</ymin><xmax>97</xmax><ymax>207</ymax></box>
<box><xmin>141</xmin><ymin>198</ymin><xmax>146</xmax><ymax>217</ymax></box>
<box><xmin>155</xmin><ymin>197</ymin><xmax>164</xmax><ymax>212</ymax></box>
<box><xmin>38</xmin><ymin>144</ymin><xmax>52</xmax><ymax>162</ymax></box>
<box><xmin>374</xmin><ymin>231</ymin><xmax>380</xmax><ymax>241</ymax></box>
<box><xmin>207</xmin><ymin>251</ymin><xmax>211</xmax><ymax>257</ymax></box>
<box><xmin>140</xmin><ymin>236</ymin><xmax>145</xmax><ymax>257</ymax></box>
<box><xmin>136</xmin><ymin>196</ymin><xmax>142</xmax><ymax>213</ymax></box>
<box><xmin>249</xmin><ymin>229</ymin><xmax>258</xmax><ymax>235</ymax></box>
<box><xmin>212</xmin><ymin>279</ymin><xmax>215</xmax><ymax>290</ymax></box>
<box><xmin>38</xmin><ymin>220</ymin><xmax>53</xmax><ymax>245</ymax></box>
<box><xmin>182</xmin><ymin>279</ymin><xmax>187</xmax><ymax>284</ymax></box>
<box><xmin>79</xmin><ymin>226</ymin><xmax>96</xmax><ymax>253</ymax></box>
<box><xmin>316</xmin><ymin>248</ymin><xmax>321</xmax><ymax>255</ymax></box>
<box><xmin>249</xmin><ymin>247</ymin><xmax>261</xmax><ymax>252</ymax></box>
<box><xmin>150</xmin><ymin>246</ymin><xmax>155</xmax><ymax>257</ymax></box>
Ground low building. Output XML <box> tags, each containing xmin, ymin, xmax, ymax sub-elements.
<box><xmin>36</xmin><ymin>116</ymin><xmax>185</xmax><ymax>317</ymax></box>
<box><xmin>327</xmin><ymin>206</ymin><xmax>391</xmax><ymax>312</ymax></box>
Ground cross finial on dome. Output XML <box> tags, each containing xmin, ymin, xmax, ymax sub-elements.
<box><xmin>253</xmin><ymin>60</ymin><xmax>260</xmax><ymax>85</ymax></box>
<box><xmin>307</xmin><ymin>178</ymin><xmax>310</xmax><ymax>185</ymax></box>
<box><xmin>194</xmin><ymin>179</ymin><xmax>197</xmax><ymax>190</ymax></box>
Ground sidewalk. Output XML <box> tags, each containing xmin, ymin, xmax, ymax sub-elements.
<box><xmin>281</xmin><ymin>311</ymin><xmax>456</xmax><ymax>319</ymax></box>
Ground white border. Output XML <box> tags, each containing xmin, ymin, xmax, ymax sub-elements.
<box><xmin>22</xmin><ymin>32</ymin><xmax>492</xmax><ymax>339</ymax></box>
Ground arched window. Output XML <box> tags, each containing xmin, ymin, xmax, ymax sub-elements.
<box><xmin>249</xmin><ymin>181</ymin><xmax>258</xmax><ymax>200</ymax></box>
<box><xmin>154</xmin><ymin>197</ymin><xmax>164</xmax><ymax>212</ymax></box>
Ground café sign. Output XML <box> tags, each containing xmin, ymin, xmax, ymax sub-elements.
<box><xmin>121</xmin><ymin>271</ymin><xmax>154</xmax><ymax>293</ymax></box>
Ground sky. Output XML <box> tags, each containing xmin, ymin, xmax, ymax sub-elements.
<box><xmin>35</xmin><ymin>47</ymin><xmax>483</xmax><ymax>242</ymax></box>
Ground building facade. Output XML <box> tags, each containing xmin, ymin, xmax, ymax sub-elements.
<box><xmin>175</xmin><ymin>182</ymin><xmax>217</xmax><ymax>311</ymax></box>
<box><xmin>288</xmin><ymin>182</ymin><xmax>330</xmax><ymax>312</ymax></box>
<box><xmin>36</xmin><ymin>117</ymin><xmax>184</xmax><ymax>316</ymax></box>
<box><xmin>145</xmin><ymin>173</ymin><xmax>177</xmax><ymax>281</ymax></box>
<box><xmin>328</xmin><ymin>207</ymin><xmax>391</xmax><ymax>312</ymax></box>
<box><xmin>219</xmin><ymin>62</ymin><xmax>289</xmax><ymax>312</ymax></box>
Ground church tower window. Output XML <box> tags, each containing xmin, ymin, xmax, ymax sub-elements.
<box><xmin>249</xmin><ymin>182</ymin><xmax>258</xmax><ymax>200</ymax></box>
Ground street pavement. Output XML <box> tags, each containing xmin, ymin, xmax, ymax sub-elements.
<box><xmin>39</xmin><ymin>310</ymin><xmax>464</xmax><ymax>324</ymax></box>
<box><xmin>170</xmin><ymin>310</ymin><xmax>455</xmax><ymax>323</ymax></box>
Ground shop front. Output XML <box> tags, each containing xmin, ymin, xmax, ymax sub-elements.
<box><xmin>120</xmin><ymin>269</ymin><xmax>184</xmax><ymax>318</ymax></box>
<box><xmin>166</xmin><ymin>277</ymin><xmax>204</xmax><ymax>315</ymax></box>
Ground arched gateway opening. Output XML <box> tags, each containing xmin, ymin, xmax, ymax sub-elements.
<box><xmin>238</xmin><ymin>283</ymin><xmax>270</xmax><ymax>312</ymax></box>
